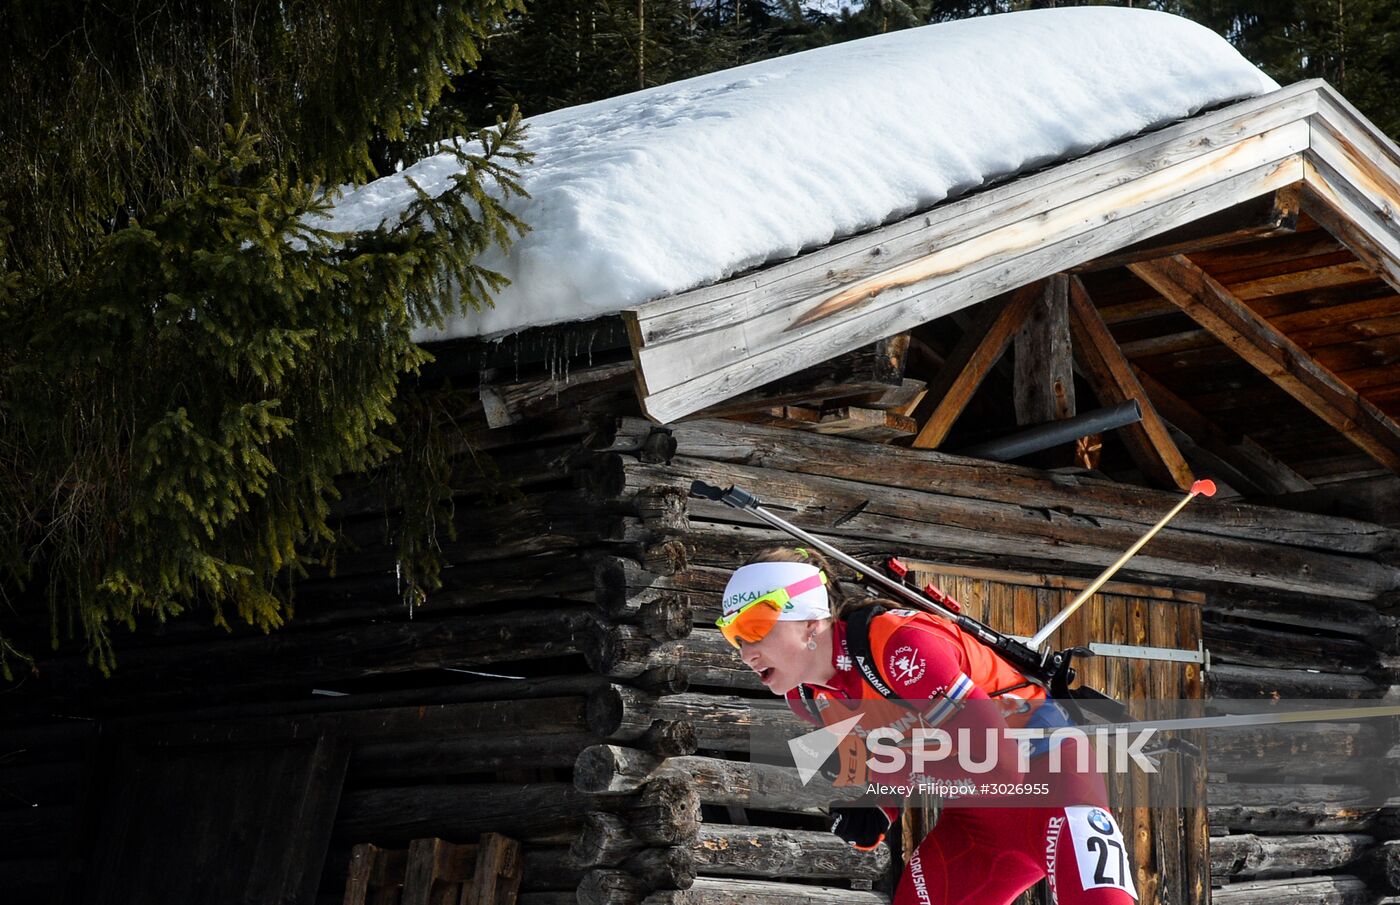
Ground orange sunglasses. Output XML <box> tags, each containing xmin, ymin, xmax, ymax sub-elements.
<box><xmin>715</xmin><ymin>571</ymin><xmax>827</xmax><ymax>648</ymax></box>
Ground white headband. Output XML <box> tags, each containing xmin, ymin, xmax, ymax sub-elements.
<box><xmin>721</xmin><ymin>562</ymin><xmax>830</xmax><ymax>621</ymax></box>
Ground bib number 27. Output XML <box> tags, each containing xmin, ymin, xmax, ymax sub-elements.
<box><xmin>1066</xmin><ymin>806</ymin><xmax>1138</xmax><ymax>899</ymax></box>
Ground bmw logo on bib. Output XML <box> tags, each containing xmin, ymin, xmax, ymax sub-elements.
<box><xmin>1088</xmin><ymin>809</ymin><xmax>1114</xmax><ymax>835</ymax></box>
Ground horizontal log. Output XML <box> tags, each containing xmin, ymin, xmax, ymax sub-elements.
<box><xmin>332</xmin><ymin>490</ymin><xmax>633</xmax><ymax>567</ymax></box>
<box><xmin>1201</xmin><ymin>589</ymin><xmax>1388</xmax><ymax>640</ymax></box>
<box><xmin>151</xmin><ymin>696</ymin><xmax>590</xmax><ymax>747</ymax></box>
<box><xmin>641</xmin><ymin>876</ymin><xmax>889</xmax><ymax>905</ymax></box>
<box><xmin>618</xmin><ymin>454</ymin><xmax>1398</xmax><ymax>602</ymax></box>
<box><xmin>1203</xmin><ymin>620</ymin><xmax>1377</xmax><ymax>673</ymax></box>
<box><xmin>36</xmin><ymin>606</ymin><xmax>607</xmax><ymax>708</ymax></box>
<box><xmin>330</xmin><ymin>440</ymin><xmax>593</xmax><ymax>521</ymax></box>
<box><xmin>1207</xmin><ymin>722</ymin><xmax>1384</xmax><ymax>776</ymax></box>
<box><xmin>695</xmin><ymin>823</ymin><xmax>889</xmax><ymax>881</ymax></box>
<box><xmin>1208</xmin><ymin>780</ymin><xmax>1380</xmax><ymax>833</ymax></box>
<box><xmin>655</xmin><ymin>416</ymin><xmax>1400</xmax><ymax>557</ymax></box>
<box><xmin>480</xmin><ymin>361</ymin><xmax>636</xmax><ymax>430</ymax></box>
<box><xmin>572</xmin><ymin>747</ymin><xmax>831</xmax><ymax>816</ymax></box>
<box><xmin>294</xmin><ymin>550</ymin><xmax>601</xmax><ymax>619</ymax></box>
<box><xmin>1207</xmin><ymin>664</ymin><xmax>1379</xmax><ymax>701</ymax></box>
<box><xmin>334</xmin><ymin>784</ymin><xmax>599</xmax><ymax>845</ymax></box>
<box><xmin>524</xmin><ymin>848</ymin><xmax>586</xmax><ymax>892</ymax></box>
<box><xmin>352</xmin><ymin>732</ymin><xmax>608</xmax><ymax>778</ymax></box>
<box><xmin>623</xmin><ymin>846</ymin><xmax>696</xmax><ymax>891</ymax></box>
<box><xmin>652</xmin><ymin>694</ymin><xmax>807</xmax><ymax>751</ymax></box>
<box><xmin>578</xmin><ymin>869</ymin><xmax>646</xmax><ymax>905</ymax></box>
<box><xmin>1210</xmin><ymin>833</ymin><xmax>1372</xmax><ymax>879</ymax></box>
<box><xmin>1211</xmin><ymin>875</ymin><xmax>1371</xmax><ymax>905</ymax></box>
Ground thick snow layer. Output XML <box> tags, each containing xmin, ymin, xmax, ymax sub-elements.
<box><xmin>319</xmin><ymin>7</ymin><xmax>1278</xmax><ymax>341</ymax></box>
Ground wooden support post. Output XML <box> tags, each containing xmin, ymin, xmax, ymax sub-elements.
<box><xmin>1067</xmin><ymin>276</ymin><xmax>1195</xmax><ymax>490</ymax></box>
<box><xmin>1014</xmin><ymin>274</ymin><xmax>1076</xmax><ymax>426</ymax></box>
<box><xmin>1129</xmin><ymin>254</ymin><xmax>1400</xmax><ymax>473</ymax></box>
<box><xmin>911</xmin><ymin>282</ymin><xmax>1041</xmax><ymax>449</ymax></box>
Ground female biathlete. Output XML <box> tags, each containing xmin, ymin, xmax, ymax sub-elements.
<box><xmin>717</xmin><ymin>547</ymin><xmax>1138</xmax><ymax>905</ymax></box>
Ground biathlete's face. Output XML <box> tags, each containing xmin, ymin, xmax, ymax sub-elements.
<box><xmin>738</xmin><ymin>619</ymin><xmax>822</xmax><ymax>695</ymax></box>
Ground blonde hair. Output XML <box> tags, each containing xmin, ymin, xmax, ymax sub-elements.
<box><xmin>743</xmin><ymin>546</ymin><xmax>895</xmax><ymax>620</ymax></box>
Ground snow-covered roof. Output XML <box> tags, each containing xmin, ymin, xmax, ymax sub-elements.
<box><xmin>320</xmin><ymin>7</ymin><xmax>1276</xmax><ymax>342</ymax></box>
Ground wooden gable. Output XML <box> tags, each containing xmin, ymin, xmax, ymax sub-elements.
<box><xmin>622</xmin><ymin>80</ymin><xmax>1400</xmax><ymax>440</ymax></box>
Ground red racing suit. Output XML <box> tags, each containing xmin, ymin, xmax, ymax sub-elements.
<box><xmin>786</xmin><ymin>609</ymin><xmax>1138</xmax><ymax>905</ymax></box>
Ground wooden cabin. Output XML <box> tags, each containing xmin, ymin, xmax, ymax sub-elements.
<box><xmin>5</xmin><ymin>79</ymin><xmax>1400</xmax><ymax>905</ymax></box>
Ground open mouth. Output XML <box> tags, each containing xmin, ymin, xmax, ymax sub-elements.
<box><xmin>758</xmin><ymin>666</ymin><xmax>776</xmax><ymax>683</ymax></box>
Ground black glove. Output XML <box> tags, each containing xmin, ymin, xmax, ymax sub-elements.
<box><xmin>830</xmin><ymin>804</ymin><xmax>890</xmax><ymax>851</ymax></box>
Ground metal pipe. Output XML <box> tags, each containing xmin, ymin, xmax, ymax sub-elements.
<box><xmin>957</xmin><ymin>400</ymin><xmax>1143</xmax><ymax>462</ymax></box>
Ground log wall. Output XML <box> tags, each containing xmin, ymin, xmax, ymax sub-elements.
<box><xmin>3</xmin><ymin>360</ymin><xmax>1398</xmax><ymax>904</ymax></box>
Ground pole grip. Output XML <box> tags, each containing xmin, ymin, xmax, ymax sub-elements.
<box><xmin>688</xmin><ymin>480</ymin><xmax>759</xmax><ymax>510</ymax></box>
<box><xmin>689</xmin><ymin>480</ymin><xmax>724</xmax><ymax>500</ymax></box>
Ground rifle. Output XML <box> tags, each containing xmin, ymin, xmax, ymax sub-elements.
<box><xmin>689</xmin><ymin>478</ymin><xmax>1216</xmax><ymax>716</ymax></box>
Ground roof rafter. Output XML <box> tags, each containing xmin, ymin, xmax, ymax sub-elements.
<box><xmin>1067</xmin><ymin>277</ymin><xmax>1194</xmax><ymax>490</ymax></box>
<box><xmin>1128</xmin><ymin>254</ymin><xmax>1400</xmax><ymax>474</ymax></box>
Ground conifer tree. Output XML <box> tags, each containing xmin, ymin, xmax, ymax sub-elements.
<box><xmin>0</xmin><ymin>1</ymin><xmax>530</xmax><ymax>676</ymax></box>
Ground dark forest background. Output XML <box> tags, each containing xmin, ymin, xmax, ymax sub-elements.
<box><xmin>452</xmin><ymin>1</ymin><xmax>1400</xmax><ymax>142</ymax></box>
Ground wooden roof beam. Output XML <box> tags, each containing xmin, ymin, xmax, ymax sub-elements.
<box><xmin>1067</xmin><ymin>277</ymin><xmax>1195</xmax><ymax>490</ymax></box>
<box><xmin>910</xmin><ymin>283</ymin><xmax>1040</xmax><ymax>449</ymax></box>
<box><xmin>1128</xmin><ymin>254</ymin><xmax>1400</xmax><ymax>474</ymax></box>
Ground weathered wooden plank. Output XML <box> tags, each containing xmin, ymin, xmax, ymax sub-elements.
<box><xmin>1126</xmin><ymin>293</ymin><xmax>1400</xmax><ymax>359</ymax></box>
<box><xmin>627</xmin><ymin>104</ymin><xmax>1314</xmax><ymax>421</ymax></box>
<box><xmin>1129</xmin><ymin>254</ymin><xmax>1400</xmax><ymax>472</ymax></box>
<box><xmin>912</xmin><ymin>283</ymin><xmax>1040</xmax><ymax>448</ymax></box>
<box><xmin>1074</xmin><ymin>187</ymin><xmax>1300</xmax><ymax>273</ymax></box>
<box><xmin>1306</xmin><ymin>88</ymin><xmax>1400</xmax><ymax>293</ymax></box>
<box><xmin>1068</xmin><ymin>277</ymin><xmax>1194</xmax><ymax>489</ymax></box>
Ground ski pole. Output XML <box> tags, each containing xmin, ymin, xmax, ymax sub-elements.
<box><xmin>1029</xmin><ymin>478</ymin><xmax>1216</xmax><ymax>650</ymax></box>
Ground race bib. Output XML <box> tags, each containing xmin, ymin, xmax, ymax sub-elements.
<box><xmin>1065</xmin><ymin>806</ymin><xmax>1137</xmax><ymax>899</ymax></box>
